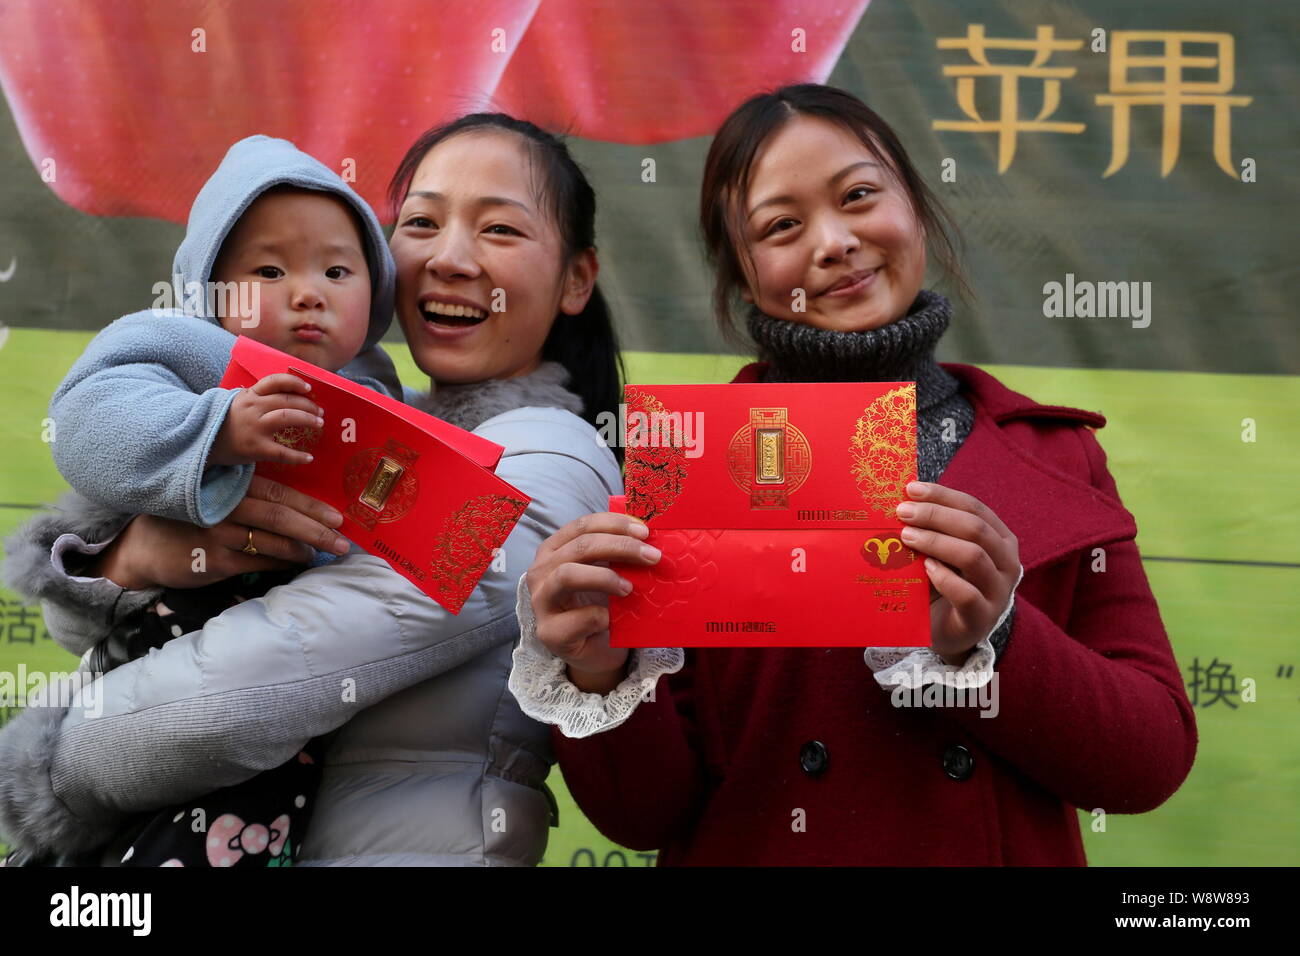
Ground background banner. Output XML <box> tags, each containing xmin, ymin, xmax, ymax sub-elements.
<box><xmin>0</xmin><ymin>0</ymin><xmax>1295</xmax><ymax>866</ymax></box>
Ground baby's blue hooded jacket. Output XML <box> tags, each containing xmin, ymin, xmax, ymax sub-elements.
<box><xmin>48</xmin><ymin>135</ymin><xmax>402</xmax><ymax>527</ymax></box>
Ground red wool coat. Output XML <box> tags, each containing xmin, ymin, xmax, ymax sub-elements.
<box><xmin>551</xmin><ymin>362</ymin><xmax>1198</xmax><ymax>865</ymax></box>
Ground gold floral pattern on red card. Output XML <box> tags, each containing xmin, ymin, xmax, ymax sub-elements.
<box><xmin>271</xmin><ymin>424</ymin><xmax>322</xmax><ymax>454</ymax></box>
<box><xmin>623</xmin><ymin>387</ymin><xmax>692</xmax><ymax>521</ymax></box>
<box><xmin>257</xmin><ymin>424</ymin><xmax>323</xmax><ymax>477</ymax></box>
<box><xmin>849</xmin><ymin>385</ymin><xmax>916</xmax><ymax>520</ymax></box>
<box><xmin>428</xmin><ymin>493</ymin><xmax>529</xmax><ymax>612</ymax></box>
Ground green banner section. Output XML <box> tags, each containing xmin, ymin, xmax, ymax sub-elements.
<box><xmin>2</xmin><ymin>332</ymin><xmax>1296</xmax><ymax>865</ymax></box>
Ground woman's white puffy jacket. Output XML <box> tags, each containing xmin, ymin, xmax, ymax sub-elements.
<box><xmin>0</xmin><ymin>363</ymin><xmax>621</xmax><ymax>866</ymax></box>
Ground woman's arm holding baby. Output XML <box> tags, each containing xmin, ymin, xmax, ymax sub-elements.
<box><xmin>1</xmin><ymin>476</ymin><xmax>349</xmax><ymax>661</ymax></box>
<box><xmin>0</xmin><ymin>414</ymin><xmax>617</xmax><ymax>859</ymax></box>
<box><xmin>85</xmin><ymin>473</ymin><xmax>349</xmax><ymax>590</ymax></box>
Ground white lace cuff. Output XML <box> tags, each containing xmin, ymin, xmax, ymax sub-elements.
<box><xmin>864</xmin><ymin>563</ymin><xmax>1023</xmax><ymax>691</ymax></box>
<box><xmin>507</xmin><ymin>573</ymin><xmax>684</xmax><ymax>739</ymax></box>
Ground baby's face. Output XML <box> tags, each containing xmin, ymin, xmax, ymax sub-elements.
<box><xmin>211</xmin><ymin>189</ymin><xmax>371</xmax><ymax>370</ymax></box>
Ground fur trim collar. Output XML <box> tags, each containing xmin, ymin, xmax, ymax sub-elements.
<box><xmin>410</xmin><ymin>360</ymin><xmax>584</xmax><ymax>433</ymax></box>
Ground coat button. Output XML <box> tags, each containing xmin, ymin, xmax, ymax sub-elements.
<box><xmin>942</xmin><ymin>744</ymin><xmax>974</xmax><ymax>781</ymax></box>
<box><xmin>799</xmin><ymin>740</ymin><xmax>829</xmax><ymax>777</ymax></box>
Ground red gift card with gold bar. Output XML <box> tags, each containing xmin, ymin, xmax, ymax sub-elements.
<box><xmin>220</xmin><ymin>336</ymin><xmax>529</xmax><ymax>614</ymax></box>
<box><xmin>607</xmin><ymin>382</ymin><xmax>930</xmax><ymax>648</ymax></box>
<box><xmin>221</xmin><ymin>335</ymin><xmax>504</xmax><ymax>471</ymax></box>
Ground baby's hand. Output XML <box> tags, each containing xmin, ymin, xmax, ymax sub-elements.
<box><xmin>208</xmin><ymin>373</ymin><xmax>324</xmax><ymax>468</ymax></box>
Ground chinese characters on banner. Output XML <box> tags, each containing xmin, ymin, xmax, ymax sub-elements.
<box><xmin>934</xmin><ymin>26</ymin><xmax>1252</xmax><ymax>177</ymax></box>
<box><xmin>0</xmin><ymin>596</ymin><xmax>51</xmax><ymax>645</ymax></box>
<box><xmin>1184</xmin><ymin>658</ymin><xmax>1300</xmax><ymax>709</ymax></box>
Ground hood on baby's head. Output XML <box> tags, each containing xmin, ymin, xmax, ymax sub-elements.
<box><xmin>171</xmin><ymin>135</ymin><xmax>395</xmax><ymax>352</ymax></box>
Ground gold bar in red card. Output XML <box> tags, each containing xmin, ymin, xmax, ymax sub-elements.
<box><xmin>221</xmin><ymin>335</ymin><xmax>503</xmax><ymax>470</ymax></box>
<box><xmin>219</xmin><ymin>338</ymin><xmax>529</xmax><ymax>614</ymax></box>
<box><xmin>608</xmin><ymin>382</ymin><xmax>929</xmax><ymax>648</ymax></box>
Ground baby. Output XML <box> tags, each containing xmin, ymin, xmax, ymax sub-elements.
<box><xmin>50</xmin><ymin>134</ymin><xmax>398</xmax><ymax>530</ymax></box>
<box><xmin>26</xmin><ymin>135</ymin><xmax>401</xmax><ymax>867</ymax></box>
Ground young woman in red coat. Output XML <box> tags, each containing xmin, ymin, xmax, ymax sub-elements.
<box><xmin>508</xmin><ymin>84</ymin><xmax>1197</xmax><ymax>865</ymax></box>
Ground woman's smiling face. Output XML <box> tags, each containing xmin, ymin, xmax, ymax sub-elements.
<box><xmin>737</xmin><ymin>114</ymin><xmax>927</xmax><ymax>332</ymax></box>
<box><xmin>390</xmin><ymin>129</ymin><xmax>595</xmax><ymax>384</ymax></box>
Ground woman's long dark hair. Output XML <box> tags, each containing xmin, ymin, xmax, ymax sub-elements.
<box><xmin>699</xmin><ymin>83</ymin><xmax>972</xmax><ymax>347</ymax></box>
<box><xmin>389</xmin><ymin>114</ymin><xmax>624</xmax><ymax>462</ymax></box>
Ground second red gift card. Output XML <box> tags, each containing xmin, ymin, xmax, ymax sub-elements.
<box><xmin>608</xmin><ymin>381</ymin><xmax>930</xmax><ymax>648</ymax></box>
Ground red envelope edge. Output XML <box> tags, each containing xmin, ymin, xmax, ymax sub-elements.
<box><xmin>219</xmin><ymin>339</ymin><xmax>530</xmax><ymax>614</ymax></box>
<box><xmin>608</xmin><ymin>496</ymin><xmax>930</xmax><ymax>649</ymax></box>
<box><xmin>221</xmin><ymin>336</ymin><xmax>503</xmax><ymax>471</ymax></box>
<box><xmin>606</xmin><ymin>380</ymin><xmax>931</xmax><ymax>649</ymax></box>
